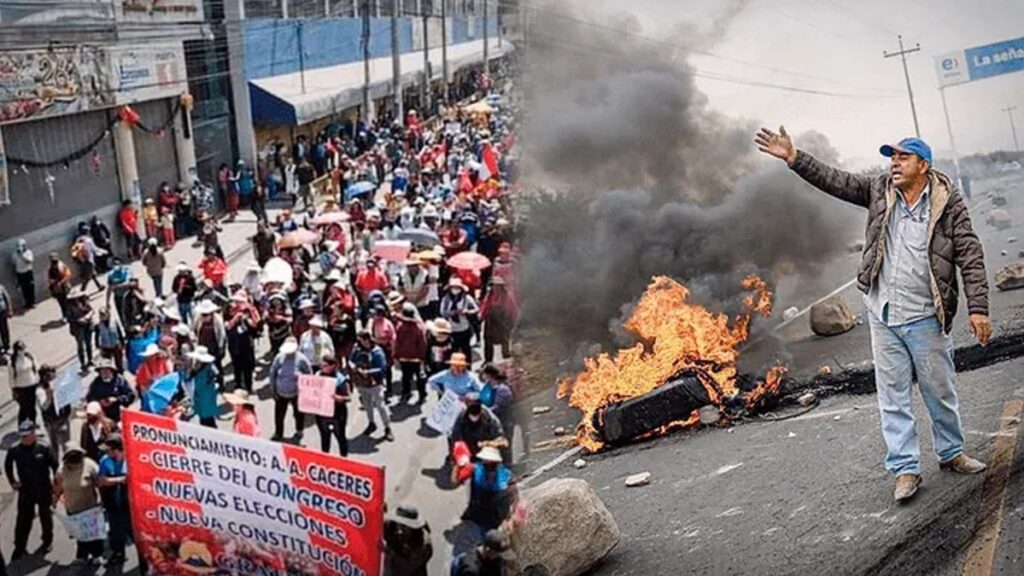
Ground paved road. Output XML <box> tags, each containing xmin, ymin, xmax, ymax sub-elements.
<box><xmin>514</xmin><ymin>173</ymin><xmax>1024</xmax><ymax>574</ymax></box>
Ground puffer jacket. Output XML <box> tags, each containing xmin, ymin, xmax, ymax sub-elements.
<box><xmin>790</xmin><ymin>150</ymin><xmax>988</xmax><ymax>333</ymax></box>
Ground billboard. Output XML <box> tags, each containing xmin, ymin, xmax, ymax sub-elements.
<box><xmin>936</xmin><ymin>36</ymin><xmax>1024</xmax><ymax>88</ymax></box>
<box><xmin>109</xmin><ymin>44</ymin><xmax>188</xmax><ymax>105</ymax></box>
<box><xmin>122</xmin><ymin>410</ymin><xmax>385</xmax><ymax>576</ymax></box>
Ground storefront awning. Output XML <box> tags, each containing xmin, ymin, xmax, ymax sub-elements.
<box><xmin>249</xmin><ymin>38</ymin><xmax>513</xmax><ymax>126</ymax></box>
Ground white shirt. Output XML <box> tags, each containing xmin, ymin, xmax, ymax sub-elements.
<box><xmin>401</xmin><ymin>268</ymin><xmax>430</xmax><ymax>307</ymax></box>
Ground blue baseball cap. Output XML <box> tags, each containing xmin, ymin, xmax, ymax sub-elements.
<box><xmin>880</xmin><ymin>138</ymin><xmax>932</xmax><ymax>166</ymax></box>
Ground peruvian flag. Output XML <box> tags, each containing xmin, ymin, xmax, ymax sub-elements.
<box><xmin>478</xmin><ymin>142</ymin><xmax>500</xmax><ymax>182</ymax></box>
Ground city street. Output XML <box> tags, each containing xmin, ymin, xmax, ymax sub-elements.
<box><xmin>0</xmin><ymin>208</ymin><xmax>514</xmax><ymax>575</ymax></box>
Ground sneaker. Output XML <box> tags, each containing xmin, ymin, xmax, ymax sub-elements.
<box><xmin>893</xmin><ymin>473</ymin><xmax>921</xmax><ymax>503</ymax></box>
<box><xmin>292</xmin><ymin>432</ymin><xmax>304</xmax><ymax>442</ymax></box>
<box><xmin>34</xmin><ymin>542</ymin><xmax>52</xmax><ymax>555</ymax></box>
<box><xmin>362</xmin><ymin>423</ymin><xmax>378</xmax><ymax>436</ymax></box>
<box><xmin>270</xmin><ymin>434</ymin><xmax>283</xmax><ymax>442</ymax></box>
<box><xmin>384</xmin><ymin>428</ymin><xmax>394</xmax><ymax>442</ymax></box>
<box><xmin>107</xmin><ymin>552</ymin><xmax>126</xmax><ymax>564</ymax></box>
<box><xmin>939</xmin><ymin>454</ymin><xmax>987</xmax><ymax>474</ymax></box>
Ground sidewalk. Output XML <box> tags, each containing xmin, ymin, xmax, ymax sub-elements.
<box><xmin>0</xmin><ymin>209</ymin><xmax>276</xmax><ymax>419</ymax></box>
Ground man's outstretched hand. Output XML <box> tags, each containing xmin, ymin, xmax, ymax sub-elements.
<box><xmin>969</xmin><ymin>314</ymin><xmax>992</xmax><ymax>347</ymax></box>
<box><xmin>755</xmin><ymin>126</ymin><xmax>798</xmax><ymax>166</ymax></box>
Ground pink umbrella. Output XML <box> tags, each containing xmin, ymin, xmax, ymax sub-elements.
<box><xmin>276</xmin><ymin>229</ymin><xmax>319</xmax><ymax>249</ymax></box>
<box><xmin>372</xmin><ymin>240</ymin><xmax>413</xmax><ymax>263</ymax></box>
<box><xmin>447</xmin><ymin>251</ymin><xmax>491</xmax><ymax>271</ymax></box>
<box><xmin>312</xmin><ymin>212</ymin><xmax>350</xmax><ymax>225</ymax></box>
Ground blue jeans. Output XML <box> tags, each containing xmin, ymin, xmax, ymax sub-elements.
<box><xmin>868</xmin><ymin>312</ymin><xmax>964</xmax><ymax>476</ymax></box>
<box><xmin>179</xmin><ymin>301</ymin><xmax>192</xmax><ymax>324</ymax></box>
<box><xmin>150</xmin><ymin>274</ymin><xmax>163</xmax><ymax>298</ymax></box>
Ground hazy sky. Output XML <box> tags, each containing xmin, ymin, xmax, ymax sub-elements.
<box><xmin>573</xmin><ymin>0</ymin><xmax>1024</xmax><ymax>169</ymax></box>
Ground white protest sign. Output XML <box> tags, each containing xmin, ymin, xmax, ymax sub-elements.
<box><xmin>426</xmin><ymin>389</ymin><xmax>463</xmax><ymax>434</ymax></box>
<box><xmin>57</xmin><ymin>506</ymin><xmax>106</xmax><ymax>542</ymax></box>
<box><xmin>54</xmin><ymin>362</ymin><xmax>84</xmax><ymax>412</ymax></box>
<box><xmin>298</xmin><ymin>374</ymin><xmax>335</xmax><ymax>417</ymax></box>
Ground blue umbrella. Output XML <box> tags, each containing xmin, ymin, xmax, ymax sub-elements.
<box><xmin>145</xmin><ymin>373</ymin><xmax>181</xmax><ymax>415</ymax></box>
<box><xmin>345</xmin><ymin>181</ymin><xmax>376</xmax><ymax>201</ymax></box>
<box><xmin>398</xmin><ymin>228</ymin><xmax>440</xmax><ymax>247</ymax></box>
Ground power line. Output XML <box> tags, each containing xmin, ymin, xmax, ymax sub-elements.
<box><xmin>820</xmin><ymin>0</ymin><xmax>900</xmax><ymax>38</ymax></box>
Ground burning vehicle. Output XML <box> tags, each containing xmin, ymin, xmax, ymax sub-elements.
<box><xmin>558</xmin><ymin>275</ymin><xmax>786</xmax><ymax>452</ymax></box>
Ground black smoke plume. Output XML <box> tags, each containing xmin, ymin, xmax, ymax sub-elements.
<box><xmin>516</xmin><ymin>1</ymin><xmax>863</xmax><ymax>344</ymax></box>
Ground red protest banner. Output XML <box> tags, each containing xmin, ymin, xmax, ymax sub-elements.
<box><xmin>298</xmin><ymin>374</ymin><xmax>337</xmax><ymax>418</ymax></box>
<box><xmin>122</xmin><ymin>410</ymin><xmax>384</xmax><ymax>576</ymax></box>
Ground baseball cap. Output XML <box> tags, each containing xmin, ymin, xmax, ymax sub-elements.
<box><xmin>880</xmin><ymin>137</ymin><xmax>932</xmax><ymax>166</ymax></box>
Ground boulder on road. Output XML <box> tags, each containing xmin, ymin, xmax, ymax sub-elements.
<box><xmin>987</xmin><ymin>209</ymin><xmax>1013</xmax><ymax>230</ymax></box>
<box><xmin>809</xmin><ymin>296</ymin><xmax>856</xmax><ymax>336</ymax></box>
<box><xmin>995</xmin><ymin>262</ymin><xmax>1024</xmax><ymax>291</ymax></box>
<box><xmin>515</xmin><ymin>478</ymin><xmax>620</xmax><ymax>576</ymax></box>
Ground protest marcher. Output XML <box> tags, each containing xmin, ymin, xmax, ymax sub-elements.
<box><xmin>142</xmin><ymin>198</ymin><xmax>158</xmax><ymax>241</ymax></box>
<box><xmin>198</xmin><ymin>248</ymin><xmax>228</xmax><ymax>294</ymax></box>
<box><xmin>299</xmin><ymin>316</ymin><xmax>335</xmax><ymax>374</ymax></box>
<box><xmin>8</xmin><ymin>341</ymin><xmax>39</xmax><ymax>424</ymax></box>
<box><xmin>383</xmin><ymin>505</ymin><xmax>433</xmax><ymax>576</ymax></box>
<box><xmin>117</xmin><ymin>200</ymin><xmax>141</xmax><ymax>260</ymax></box>
<box><xmin>266</xmin><ymin>293</ymin><xmax>293</xmax><ymax>355</ymax></box>
<box><xmin>355</xmin><ymin>258</ymin><xmax>390</xmax><ymax>308</ymax></box>
<box><xmin>454</xmin><ymin>445</ymin><xmax>513</xmax><ymax>534</ymax></box>
<box><xmin>70</xmin><ymin>223</ymin><xmax>103</xmax><ymax>292</ymax></box>
<box><xmin>47</xmin><ymin>253</ymin><xmax>73</xmax><ymax>323</ymax></box>
<box><xmin>88</xmin><ymin>216</ymin><xmax>113</xmax><ymax>273</ymax></box>
<box><xmin>369</xmin><ymin>305</ymin><xmax>396</xmax><ymax>396</ymax></box>
<box><xmin>480</xmin><ymin>364</ymin><xmax>517</xmax><ymax>464</ymax></box>
<box><xmin>98</xmin><ymin>434</ymin><xmax>145</xmax><ymax>571</ymax></box>
<box><xmin>52</xmin><ymin>444</ymin><xmax>104</xmax><ymax>565</ymax></box>
<box><xmin>125</xmin><ymin>323</ymin><xmax>159</xmax><ymax>376</ymax></box>
<box><xmin>756</xmin><ymin>128</ymin><xmax>991</xmax><ymax>502</ymax></box>
<box><xmin>141</xmin><ymin>239</ymin><xmax>167</xmax><ymax>298</ymax></box>
<box><xmin>104</xmin><ymin>257</ymin><xmax>133</xmax><ymax>326</ymax></box>
<box><xmin>452</xmin><ymin>393</ymin><xmax>505</xmax><ymax>460</ymax></box>
<box><xmin>35</xmin><ymin>365</ymin><xmax>71</xmax><ymax>458</ymax></box>
<box><xmin>428</xmin><ymin>353</ymin><xmax>482</xmax><ymax>399</ymax></box>
<box><xmin>350</xmin><ymin>331</ymin><xmax>394</xmax><ymax>441</ymax></box>
<box><xmin>296</xmin><ymin>158</ymin><xmax>316</xmax><ymax>209</ymax></box>
<box><xmin>171</xmin><ymin>263</ymin><xmax>198</xmax><ymax>323</ymax></box>
<box><xmin>314</xmin><ymin>353</ymin><xmax>350</xmax><ymax>456</ymax></box>
<box><xmin>192</xmin><ymin>300</ymin><xmax>226</xmax><ymax>386</ymax></box>
<box><xmin>451</xmin><ymin>528</ymin><xmax>516</xmax><ymax>576</ymax></box>
<box><xmin>226</xmin><ymin>390</ymin><xmax>260</xmax><ymax>437</ymax></box>
<box><xmin>0</xmin><ymin>284</ymin><xmax>12</xmax><ymax>354</ymax></box>
<box><xmin>95</xmin><ymin>307</ymin><xmax>126</xmax><ymax>373</ymax></box>
<box><xmin>242</xmin><ymin>263</ymin><xmax>264</xmax><ymax>302</ymax></box>
<box><xmin>11</xmin><ymin>239</ymin><xmax>36</xmax><ymax>310</ymax></box>
<box><xmin>85</xmin><ymin>359</ymin><xmax>135</xmax><ymax>423</ymax></box>
<box><xmin>187</xmin><ymin>346</ymin><xmax>219</xmax><ymax>428</ymax></box>
<box><xmin>440</xmin><ymin>278</ymin><xmax>479</xmax><ymax>360</ymax></box>
<box><xmin>269</xmin><ymin>336</ymin><xmax>312</xmax><ymax>441</ymax></box>
<box><xmin>67</xmin><ymin>288</ymin><xmax>95</xmax><ymax>370</ymax></box>
<box><xmin>4</xmin><ymin>421</ymin><xmax>57</xmax><ymax>559</ymax></box>
<box><xmin>426</xmin><ymin>319</ymin><xmax>454</xmax><ymax>377</ymax></box>
<box><xmin>394</xmin><ymin>303</ymin><xmax>428</xmax><ymax>404</ymax></box>
<box><xmin>80</xmin><ymin>402</ymin><xmax>115</xmax><ymax>463</ymax></box>
<box><xmin>226</xmin><ymin>292</ymin><xmax>260</xmax><ymax>393</ymax></box>
<box><xmin>252</xmin><ymin>220</ymin><xmax>278</xmax><ymax>267</ymax></box>
<box><xmin>480</xmin><ymin>277</ymin><xmax>517</xmax><ymax>363</ymax></box>
<box><xmin>135</xmin><ymin>344</ymin><xmax>170</xmax><ymax>411</ymax></box>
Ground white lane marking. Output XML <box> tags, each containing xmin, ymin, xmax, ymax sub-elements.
<box><xmin>520</xmin><ymin>445</ymin><xmax>583</xmax><ymax>488</ymax></box>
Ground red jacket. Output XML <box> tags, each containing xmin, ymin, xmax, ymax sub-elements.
<box><xmin>355</xmin><ymin>269</ymin><xmax>390</xmax><ymax>299</ymax></box>
<box><xmin>393</xmin><ymin>318</ymin><xmax>427</xmax><ymax>361</ymax></box>
<box><xmin>198</xmin><ymin>257</ymin><xmax>228</xmax><ymax>286</ymax></box>
<box><xmin>118</xmin><ymin>206</ymin><xmax>138</xmax><ymax>236</ymax></box>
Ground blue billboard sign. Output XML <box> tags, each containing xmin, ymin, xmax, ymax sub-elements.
<box><xmin>935</xmin><ymin>36</ymin><xmax>1024</xmax><ymax>88</ymax></box>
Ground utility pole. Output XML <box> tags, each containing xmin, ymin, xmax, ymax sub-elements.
<box><xmin>361</xmin><ymin>0</ymin><xmax>372</xmax><ymax>124</ymax></box>
<box><xmin>391</xmin><ymin>0</ymin><xmax>403</xmax><ymax>123</ymax></box>
<box><xmin>441</xmin><ymin>0</ymin><xmax>449</xmax><ymax>104</ymax></box>
<box><xmin>482</xmin><ymin>0</ymin><xmax>489</xmax><ymax>76</ymax></box>
<box><xmin>422</xmin><ymin>0</ymin><xmax>431</xmax><ymax>114</ymax></box>
<box><xmin>496</xmin><ymin>0</ymin><xmax>501</xmax><ymax>47</ymax></box>
<box><xmin>884</xmin><ymin>35</ymin><xmax>922</xmax><ymax>138</ymax></box>
<box><xmin>1002</xmin><ymin>105</ymin><xmax>1020</xmax><ymax>152</ymax></box>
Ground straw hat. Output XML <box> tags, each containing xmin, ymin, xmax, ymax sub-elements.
<box><xmin>86</xmin><ymin>401</ymin><xmax>102</xmax><ymax>417</ymax></box>
<box><xmin>430</xmin><ymin>319</ymin><xmax>452</xmax><ymax>334</ymax></box>
<box><xmin>231</xmin><ymin>291</ymin><xmax>249</xmax><ymax>303</ymax></box>
<box><xmin>309</xmin><ymin>316</ymin><xmax>325</xmax><ymax>328</ymax></box>
<box><xmin>141</xmin><ymin>343</ymin><xmax>162</xmax><ymax>358</ymax></box>
<box><xmin>477</xmin><ymin>445</ymin><xmax>503</xmax><ymax>463</ymax></box>
<box><xmin>387</xmin><ymin>291</ymin><xmax>405</xmax><ymax>307</ymax></box>
<box><xmin>194</xmin><ymin>300</ymin><xmax>219</xmax><ymax>315</ymax></box>
<box><xmin>448</xmin><ymin>277</ymin><xmax>466</xmax><ymax>290</ymax></box>
<box><xmin>163</xmin><ymin>306</ymin><xmax>182</xmax><ymax>322</ymax></box>
<box><xmin>298</xmin><ymin>299</ymin><xmax>316</xmax><ymax>310</ymax></box>
<box><xmin>187</xmin><ymin>346</ymin><xmax>215</xmax><ymax>364</ymax></box>
<box><xmin>280</xmin><ymin>337</ymin><xmax>299</xmax><ymax>355</ymax></box>
<box><xmin>224</xmin><ymin>390</ymin><xmax>255</xmax><ymax>407</ymax></box>
<box><xmin>325</xmin><ymin>269</ymin><xmax>343</xmax><ymax>283</ymax></box>
<box><xmin>172</xmin><ymin>324</ymin><xmax>192</xmax><ymax>337</ymax></box>
<box><xmin>387</xmin><ymin>505</ymin><xmax>426</xmax><ymax>530</ymax></box>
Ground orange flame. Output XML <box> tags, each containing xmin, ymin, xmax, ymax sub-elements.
<box><xmin>558</xmin><ymin>274</ymin><xmax>783</xmax><ymax>452</ymax></box>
